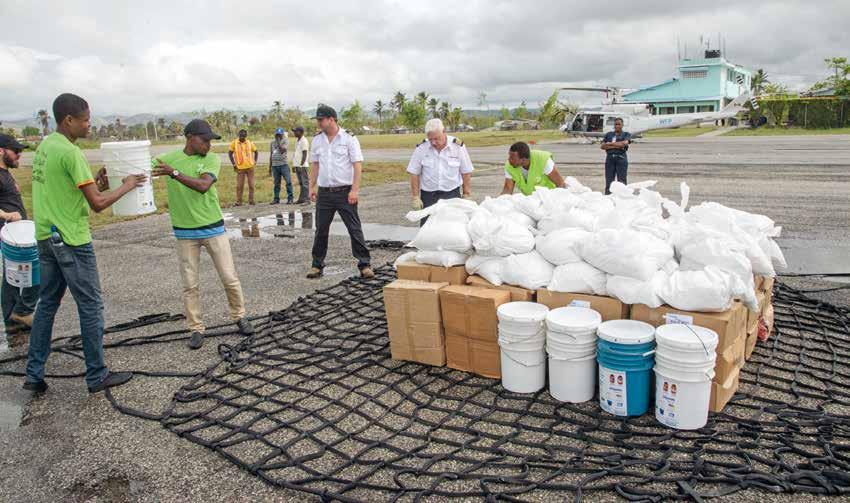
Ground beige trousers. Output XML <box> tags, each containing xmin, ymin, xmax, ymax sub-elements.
<box><xmin>177</xmin><ymin>234</ymin><xmax>246</xmax><ymax>332</ymax></box>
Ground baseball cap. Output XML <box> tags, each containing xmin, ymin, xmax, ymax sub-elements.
<box><xmin>291</xmin><ymin>126</ymin><xmax>304</xmax><ymax>133</ymax></box>
<box><xmin>183</xmin><ymin>119</ymin><xmax>222</xmax><ymax>140</ymax></box>
<box><xmin>275</xmin><ymin>127</ymin><xmax>285</xmax><ymax>135</ymax></box>
<box><xmin>312</xmin><ymin>104</ymin><xmax>337</xmax><ymax>120</ymax></box>
<box><xmin>0</xmin><ymin>134</ymin><xmax>28</xmax><ymax>152</ymax></box>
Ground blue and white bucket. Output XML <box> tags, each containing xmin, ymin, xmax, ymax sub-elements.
<box><xmin>1</xmin><ymin>220</ymin><xmax>40</xmax><ymax>288</ymax></box>
<box><xmin>597</xmin><ymin>320</ymin><xmax>656</xmax><ymax>417</ymax></box>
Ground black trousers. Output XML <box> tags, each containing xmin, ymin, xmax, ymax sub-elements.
<box><xmin>604</xmin><ymin>154</ymin><xmax>628</xmax><ymax>195</ymax></box>
<box><xmin>419</xmin><ymin>187</ymin><xmax>461</xmax><ymax>226</ymax></box>
<box><xmin>311</xmin><ymin>187</ymin><xmax>371</xmax><ymax>269</ymax></box>
<box><xmin>294</xmin><ymin>166</ymin><xmax>309</xmax><ymax>203</ymax></box>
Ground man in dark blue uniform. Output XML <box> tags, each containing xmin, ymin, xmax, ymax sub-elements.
<box><xmin>600</xmin><ymin>118</ymin><xmax>631</xmax><ymax>194</ymax></box>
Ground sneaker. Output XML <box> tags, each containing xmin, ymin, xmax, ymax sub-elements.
<box><xmin>286</xmin><ymin>199</ymin><xmax>294</xmax><ymax>205</ymax></box>
<box><xmin>271</xmin><ymin>199</ymin><xmax>280</xmax><ymax>205</ymax></box>
<box><xmin>306</xmin><ymin>267</ymin><xmax>323</xmax><ymax>279</ymax></box>
<box><xmin>360</xmin><ymin>266</ymin><xmax>375</xmax><ymax>279</ymax></box>
<box><xmin>236</xmin><ymin>318</ymin><xmax>255</xmax><ymax>336</ymax></box>
<box><xmin>87</xmin><ymin>371</ymin><xmax>133</xmax><ymax>394</ymax></box>
<box><xmin>188</xmin><ymin>331</ymin><xmax>204</xmax><ymax>350</ymax></box>
<box><xmin>10</xmin><ymin>312</ymin><xmax>33</xmax><ymax>327</ymax></box>
<box><xmin>23</xmin><ymin>380</ymin><xmax>48</xmax><ymax>393</ymax></box>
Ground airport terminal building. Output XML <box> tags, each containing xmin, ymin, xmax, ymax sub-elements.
<box><xmin>622</xmin><ymin>50</ymin><xmax>752</xmax><ymax>115</ymax></box>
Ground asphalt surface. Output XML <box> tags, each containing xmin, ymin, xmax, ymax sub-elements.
<box><xmin>0</xmin><ymin>134</ymin><xmax>848</xmax><ymax>502</ymax></box>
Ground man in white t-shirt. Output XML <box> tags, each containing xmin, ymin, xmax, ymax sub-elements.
<box><xmin>291</xmin><ymin>126</ymin><xmax>310</xmax><ymax>204</ymax></box>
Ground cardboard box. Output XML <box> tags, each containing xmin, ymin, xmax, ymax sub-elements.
<box><xmin>383</xmin><ymin>280</ymin><xmax>448</xmax><ymax>366</ymax></box>
<box><xmin>630</xmin><ymin>302</ymin><xmax>747</xmax><ymax>353</ymax></box>
<box><xmin>747</xmin><ymin>291</ymin><xmax>767</xmax><ymax>335</ymax></box>
<box><xmin>439</xmin><ymin>285</ymin><xmax>511</xmax><ymax>342</ymax></box>
<box><xmin>715</xmin><ymin>331</ymin><xmax>746</xmax><ymax>382</ymax></box>
<box><xmin>709</xmin><ymin>366</ymin><xmax>740</xmax><ymax>413</ymax></box>
<box><xmin>397</xmin><ymin>263</ymin><xmax>468</xmax><ymax>285</ymax></box>
<box><xmin>745</xmin><ymin>328</ymin><xmax>758</xmax><ymax>360</ymax></box>
<box><xmin>536</xmin><ymin>290</ymin><xmax>629</xmax><ymax>321</ymax></box>
<box><xmin>761</xmin><ymin>275</ymin><xmax>775</xmax><ymax>294</ymax></box>
<box><xmin>445</xmin><ymin>333</ymin><xmax>501</xmax><ymax>378</ymax></box>
<box><xmin>754</xmin><ymin>274</ymin><xmax>764</xmax><ymax>292</ymax></box>
<box><xmin>466</xmin><ymin>275</ymin><xmax>535</xmax><ymax>302</ymax></box>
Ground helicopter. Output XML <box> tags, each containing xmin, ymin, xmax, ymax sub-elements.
<box><xmin>558</xmin><ymin>80</ymin><xmax>756</xmax><ymax>141</ymax></box>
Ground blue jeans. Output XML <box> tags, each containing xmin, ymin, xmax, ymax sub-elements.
<box><xmin>25</xmin><ymin>240</ymin><xmax>108</xmax><ymax>388</ymax></box>
<box><xmin>271</xmin><ymin>164</ymin><xmax>293</xmax><ymax>201</ymax></box>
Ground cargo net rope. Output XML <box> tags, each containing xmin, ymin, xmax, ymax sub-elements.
<box><xmin>4</xmin><ymin>266</ymin><xmax>850</xmax><ymax>501</ymax></box>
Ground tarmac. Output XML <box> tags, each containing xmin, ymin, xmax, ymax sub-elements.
<box><xmin>1</xmin><ymin>134</ymin><xmax>848</xmax><ymax>502</ymax></box>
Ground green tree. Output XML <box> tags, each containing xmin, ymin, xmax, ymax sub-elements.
<box><xmin>340</xmin><ymin>100</ymin><xmax>368</xmax><ymax>133</ymax></box>
<box><xmin>415</xmin><ymin>91</ymin><xmax>429</xmax><ymax>107</ymax></box>
<box><xmin>36</xmin><ymin>109</ymin><xmax>50</xmax><ymax>136</ymax></box>
<box><xmin>22</xmin><ymin>125</ymin><xmax>39</xmax><ymax>136</ymax></box>
<box><xmin>538</xmin><ymin>90</ymin><xmax>575</xmax><ymax>128</ymax></box>
<box><xmin>812</xmin><ymin>57</ymin><xmax>850</xmax><ymax>96</ymax></box>
<box><xmin>512</xmin><ymin>100</ymin><xmax>529</xmax><ymax>120</ymax></box>
<box><xmin>750</xmin><ymin>69</ymin><xmax>769</xmax><ymax>95</ymax></box>
<box><xmin>438</xmin><ymin>101</ymin><xmax>451</xmax><ymax>120</ymax></box>
<box><xmin>499</xmin><ymin>106</ymin><xmax>511</xmax><ymax>121</ymax></box>
<box><xmin>448</xmin><ymin>107</ymin><xmax>463</xmax><ymax>131</ymax></box>
<box><xmin>373</xmin><ymin>99</ymin><xmax>386</xmax><ymax>128</ymax></box>
<box><xmin>401</xmin><ymin>101</ymin><xmax>427</xmax><ymax>130</ymax></box>
<box><xmin>391</xmin><ymin>91</ymin><xmax>406</xmax><ymax>114</ymax></box>
<box><xmin>426</xmin><ymin>97</ymin><xmax>439</xmax><ymax>118</ymax></box>
<box><xmin>270</xmin><ymin>100</ymin><xmax>284</xmax><ymax>120</ymax></box>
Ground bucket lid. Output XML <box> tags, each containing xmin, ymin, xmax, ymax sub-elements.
<box><xmin>546</xmin><ymin>307</ymin><xmax>601</xmax><ymax>332</ymax></box>
<box><xmin>100</xmin><ymin>140</ymin><xmax>152</xmax><ymax>149</ymax></box>
<box><xmin>597</xmin><ymin>320</ymin><xmax>655</xmax><ymax>345</ymax></box>
<box><xmin>655</xmin><ymin>324</ymin><xmax>719</xmax><ymax>353</ymax></box>
<box><xmin>0</xmin><ymin>220</ymin><xmax>36</xmax><ymax>246</ymax></box>
<box><xmin>498</xmin><ymin>302</ymin><xmax>549</xmax><ymax>323</ymax></box>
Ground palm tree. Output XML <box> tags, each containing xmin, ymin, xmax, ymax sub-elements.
<box><xmin>391</xmin><ymin>92</ymin><xmax>406</xmax><ymax>114</ymax></box>
<box><xmin>415</xmin><ymin>91</ymin><xmax>429</xmax><ymax>107</ymax></box>
<box><xmin>36</xmin><ymin>109</ymin><xmax>50</xmax><ymax>136</ymax></box>
<box><xmin>427</xmin><ymin>98</ymin><xmax>439</xmax><ymax>118</ymax></box>
<box><xmin>271</xmin><ymin>100</ymin><xmax>284</xmax><ymax>120</ymax></box>
<box><xmin>373</xmin><ymin>100</ymin><xmax>385</xmax><ymax>128</ymax></box>
<box><xmin>751</xmin><ymin>69</ymin><xmax>769</xmax><ymax>95</ymax></box>
<box><xmin>477</xmin><ymin>91</ymin><xmax>488</xmax><ymax>111</ymax></box>
<box><xmin>240</xmin><ymin>114</ymin><xmax>249</xmax><ymax>125</ymax></box>
<box><xmin>438</xmin><ymin>101</ymin><xmax>451</xmax><ymax>121</ymax></box>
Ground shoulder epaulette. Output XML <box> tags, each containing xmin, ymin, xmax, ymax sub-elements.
<box><xmin>313</xmin><ymin>131</ymin><xmax>322</xmax><ymax>137</ymax></box>
<box><xmin>453</xmin><ymin>137</ymin><xmax>464</xmax><ymax>147</ymax></box>
<box><xmin>342</xmin><ymin>128</ymin><xmax>355</xmax><ymax>137</ymax></box>
<box><xmin>416</xmin><ymin>139</ymin><xmax>427</xmax><ymax>147</ymax></box>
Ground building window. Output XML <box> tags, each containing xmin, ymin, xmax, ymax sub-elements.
<box><xmin>683</xmin><ymin>70</ymin><xmax>707</xmax><ymax>79</ymax></box>
<box><xmin>658</xmin><ymin>107</ymin><xmax>675</xmax><ymax>115</ymax></box>
<box><xmin>677</xmin><ymin>106</ymin><xmax>695</xmax><ymax>114</ymax></box>
<box><xmin>697</xmin><ymin>105</ymin><xmax>715</xmax><ymax>112</ymax></box>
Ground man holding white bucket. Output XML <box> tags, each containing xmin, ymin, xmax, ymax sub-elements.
<box><xmin>152</xmin><ymin>119</ymin><xmax>255</xmax><ymax>350</ymax></box>
<box><xmin>24</xmin><ymin>93</ymin><xmax>147</xmax><ymax>394</ymax></box>
<box><xmin>0</xmin><ymin>134</ymin><xmax>39</xmax><ymax>333</ymax></box>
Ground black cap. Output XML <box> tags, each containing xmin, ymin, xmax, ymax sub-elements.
<box><xmin>183</xmin><ymin>119</ymin><xmax>222</xmax><ymax>140</ymax></box>
<box><xmin>0</xmin><ymin>134</ymin><xmax>28</xmax><ymax>151</ymax></box>
<box><xmin>312</xmin><ymin>104</ymin><xmax>337</xmax><ymax>120</ymax></box>
<box><xmin>291</xmin><ymin>125</ymin><xmax>305</xmax><ymax>133</ymax></box>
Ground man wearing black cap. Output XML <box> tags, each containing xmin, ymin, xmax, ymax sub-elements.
<box><xmin>0</xmin><ymin>134</ymin><xmax>38</xmax><ymax>333</ymax></box>
<box><xmin>152</xmin><ymin>119</ymin><xmax>255</xmax><ymax>350</ymax></box>
<box><xmin>306</xmin><ymin>104</ymin><xmax>372</xmax><ymax>279</ymax></box>
<box><xmin>291</xmin><ymin>126</ymin><xmax>310</xmax><ymax>204</ymax></box>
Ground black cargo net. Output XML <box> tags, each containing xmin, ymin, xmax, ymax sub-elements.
<box><xmin>2</xmin><ymin>268</ymin><xmax>849</xmax><ymax>501</ymax></box>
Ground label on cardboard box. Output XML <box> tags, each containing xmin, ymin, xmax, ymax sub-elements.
<box><xmin>664</xmin><ymin>313</ymin><xmax>694</xmax><ymax>325</ymax></box>
<box><xmin>569</xmin><ymin>300</ymin><xmax>591</xmax><ymax>308</ymax></box>
<box><xmin>598</xmin><ymin>365</ymin><xmax>628</xmax><ymax>416</ymax></box>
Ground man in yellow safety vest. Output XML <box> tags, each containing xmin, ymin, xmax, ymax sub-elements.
<box><xmin>501</xmin><ymin>141</ymin><xmax>566</xmax><ymax>195</ymax></box>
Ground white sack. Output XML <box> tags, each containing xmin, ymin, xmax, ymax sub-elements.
<box><xmin>500</xmin><ymin>251</ymin><xmax>554</xmax><ymax>290</ymax></box>
<box><xmin>606</xmin><ymin>271</ymin><xmax>667</xmax><ymax>308</ymax></box>
<box><xmin>465</xmin><ymin>255</ymin><xmax>506</xmax><ymax>286</ymax></box>
<box><xmin>535</xmin><ymin>227</ymin><xmax>589</xmax><ymax>265</ymax></box>
<box><xmin>580</xmin><ymin>228</ymin><xmax>674</xmax><ymax>281</ymax></box>
<box><xmin>406</xmin><ymin>206</ymin><xmax>472</xmax><ymax>253</ymax></box>
<box><xmin>658</xmin><ymin>265</ymin><xmax>756</xmax><ymax>312</ymax></box>
<box><xmin>549</xmin><ymin>261</ymin><xmax>608</xmax><ymax>295</ymax></box>
<box><xmin>467</xmin><ymin>209</ymin><xmax>535</xmax><ymax>257</ymax></box>
<box><xmin>393</xmin><ymin>251</ymin><xmax>417</xmax><ymax>270</ymax></box>
<box><xmin>415</xmin><ymin>250</ymin><xmax>468</xmax><ymax>267</ymax></box>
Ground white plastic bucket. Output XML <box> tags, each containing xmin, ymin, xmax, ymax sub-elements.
<box><xmin>549</xmin><ymin>353</ymin><xmax>597</xmax><ymax>403</ymax></box>
<box><xmin>500</xmin><ymin>347</ymin><xmax>546</xmax><ymax>393</ymax></box>
<box><xmin>546</xmin><ymin>306</ymin><xmax>601</xmax><ymax>334</ymax></box>
<box><xmin>498</xmin><ymin>302</ymin><xmax>549</xmax><ymax>336</ymax></box>
<box><xmin>498</xmin><ymin>333</ymin><xmax>545</xmax><ymax>352</ymax></box>
<box><xmin>654</xmin><ymin>367</ymin><xmax>712</xmax><ymax>430</ymax></box>
<box><xmin>1</xmin><ymin>220</ymin><xmax>39</xmax><ymax>288</ymax></box>
<box><xmin>546</xmin><ymin>338</ymin><xmax>596</xmax><ymax>359</ymax></box>
<box><xmin>654</xmin><ymin>324</ymin><xmax>719</xmax><ymax>363</ymax></box>
<box><xmin>101</xmin><ymin>141</ymin><xmax>156</xmax><ymax>216</ymax></box>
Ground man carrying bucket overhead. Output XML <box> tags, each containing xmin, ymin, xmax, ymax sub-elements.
<box><xmin>500</xmin><ymin>141</ymin><xmax>567</xmax><ymax>196</ymax></box>
<box><xmin>152</xmin><ymin>119</ymin><xmax>255</xmax><ymax>350</ymax></box>
<box><xmin>24</xmin><ymin>93</ymin><xmax>147</xmax><ymax>394</ymax></box>
<box><xmin>0</xmin><ymin>133</ymin><xmax>38</xmax><ymax>333</ymax></box>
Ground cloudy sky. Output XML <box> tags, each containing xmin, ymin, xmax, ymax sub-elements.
<box><xmin>0</xmin><ymin>0</ymin><xmax>846</xmax><ymax>120</ymax></box>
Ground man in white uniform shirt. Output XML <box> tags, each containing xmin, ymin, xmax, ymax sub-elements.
<box><xmin>291</xmin><ymin>126</ymin><xmax>310</xmax><ymax>204</ymax></box>
<box><xmin>306</xmin><ymin>104</ymin><xmax>372</xmax><ymax>279</ymax></box>
<box><xmin>407</xmin><ymin>118</ymin><xmax>473</xmax><ymax>225</ymax></box>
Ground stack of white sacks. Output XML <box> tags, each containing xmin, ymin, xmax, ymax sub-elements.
<box><xmin>398</xmin><ymin>176</ymin><xmax>786</xmax><ymax>312</ymax></box>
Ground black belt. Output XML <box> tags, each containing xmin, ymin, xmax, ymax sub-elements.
<box><xmin>319</xmin><ymin>185</ymin><xmax>351</xmax><ymax>193</ymax></box>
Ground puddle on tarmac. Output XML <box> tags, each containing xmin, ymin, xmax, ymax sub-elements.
<box><xmin>0</xmin><ymin>399</ymin><xmax>23</xmax><ymax>432</ymax></box>
<box><xmin>223</xmin><ymin>211</ymin><xmax>418</xmax><ymax>242</ymax></box>
<box><xmin>778</xmin><ymin>239</ymin><xmax>850</xmax><ymax>281</ymax></box>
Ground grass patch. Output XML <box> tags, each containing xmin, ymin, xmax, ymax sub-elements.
<box><xmin>11</xmin><ymin>161</ymin><xmax>407</xmax><ymax>230</ymax></box>
<box><xmin>722</xmin><ymin>126</ymin><xmax>850</xmax><ymax>136</ymax></box>
<box><xmin>641</xmin><ymin>125</ymin><xmax>719</xmax><ymax>137</ymax></box>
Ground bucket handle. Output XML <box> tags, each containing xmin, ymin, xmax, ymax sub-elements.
<box><xmin>601</xmin><ymin>346</ymin><xmax>654</xmax><ymax>358</ymax></box>
<box><xmin>503</xmin><ymin>350</ymin><xmax>546</xmax><ymax>368</ymax></box>
<box><xmin>642</xmin><ymin>349</ymin><xmax>655</xmax><ymax>358</ymax></box>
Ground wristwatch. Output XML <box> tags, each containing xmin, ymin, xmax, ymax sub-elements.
<box><xmin>170</xmin><ymin>170</ymin><xmax>180</xmax><ymax>179</ymax></box>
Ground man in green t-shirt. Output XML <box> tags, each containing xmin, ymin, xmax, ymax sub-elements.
<box><xmin>24</xmin><ymin>93</ymin><xmax>147</xmax><ymax>394</ymax></box>
<box><xmin>152</xmin><ymin>119</ymin><xmax>254</xmax><ymax>350</ymax></box>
